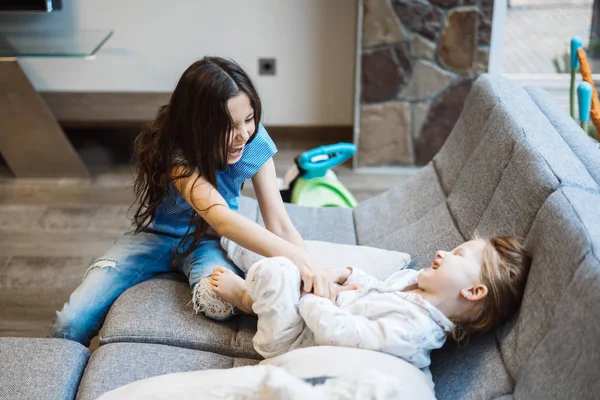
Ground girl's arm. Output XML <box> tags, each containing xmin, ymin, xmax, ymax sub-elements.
<box><xmin>251</xmin><ymin>158</ymin><xmax>304</xmax><ymax>249</ymax></box>
<box><xmin>172</xmin><ymin>167</ymin><xmax>332</xmax><ymax>298</ymax></box>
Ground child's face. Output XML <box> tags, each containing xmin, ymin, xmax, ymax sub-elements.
<box><xmin>226</xmin><ymin>92</ymin><xmax>256</xmax><ymax>164</ymax></box>
<box><xmin>418</xmin><ymin>240</ymin><xmax>486</xmax><ymax>300</ymax></box>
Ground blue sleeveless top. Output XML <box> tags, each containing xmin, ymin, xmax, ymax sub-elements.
<box><xmin>150</xmin><ymin>124</ymin><xmax>277</xmax><ymax>237</ymax></box>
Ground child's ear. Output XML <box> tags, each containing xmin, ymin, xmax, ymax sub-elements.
<box><xmin>460</xmin><ymin>284</ymin><xmax>488</xmax><ymax>302</ymax></box>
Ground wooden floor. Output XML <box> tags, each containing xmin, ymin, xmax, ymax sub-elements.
<box><xmin>0</xmin><ymin>137</ymin><xmax>417</xmax><ymax>343</ymax></box>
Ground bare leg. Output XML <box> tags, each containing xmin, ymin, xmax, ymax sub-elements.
<box><xmin>211</xmin><ymin>267</ymin><xmax>254</xmax><ymax>314</ymax></box>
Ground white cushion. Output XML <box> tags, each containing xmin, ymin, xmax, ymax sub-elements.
<box><xmin>261</xmin><ymin>346</ymin><xmax>435</xmax><ymax>393</ymax></box>
<box><xmin>98</xmin><ymin>347</ymin><xmax>434</xmax><ymax>400</ymax></box>
<box><xmin>222</xmin><ymin>238</ymin><xmax>412</xmax><ymax>280</ymax></box>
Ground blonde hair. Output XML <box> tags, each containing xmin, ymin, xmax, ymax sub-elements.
<box><xmin>452</xmin><ymin>236</ymin><xmax>531</xmax><ymax>343</ymax></box>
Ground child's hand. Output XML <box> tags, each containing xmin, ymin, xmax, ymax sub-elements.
<box><xmin>326</xmin><ymin>267</ymin><xmax>353</xmax><ymax>285</ymax></box>
<box><xmin>299</xmin><ymin>262</ymin><xmax>357</xmax><ymax>301</ymax></box>
<box><xmin>323</xmin><ymin>269</ymin><xmax>357</xmax><ymax>302</ymax></box>
<box><xmin>299</xmin><ymin>262</ymin><xmax>333</xmax><ymax>299</ymax></box>
<box><xmin>333</xmin><ymin>283</ymin><xmax>359</xmax><ymax>299</ymax></box>
<box><xmin>294</xmin><ymin>254</ymin><xmax>339</xmax><ymax>299</ymax></box>
<box><xmin>300</xmin><ymin>283</ymin><xmax>359</xmax><ymax>302</ymax></box>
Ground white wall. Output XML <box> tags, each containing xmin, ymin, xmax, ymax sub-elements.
<box><xmin>1</xmin><ymin>0</ymin><xmax>357</xmax><ymax>126</ymax></box>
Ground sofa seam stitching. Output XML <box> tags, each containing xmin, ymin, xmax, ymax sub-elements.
<box><xmin>99</xmin><ymin>335</ymin><xmax>261</xmax><ymax>360</ymax></box>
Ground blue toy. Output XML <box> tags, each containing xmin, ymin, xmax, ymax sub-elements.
<box><xmin>280</xmin><ymin>143</ymin><xmax>359</xmax><ymax>208</ymax></box>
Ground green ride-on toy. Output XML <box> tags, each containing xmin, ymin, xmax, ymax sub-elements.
<box><xmin>279</xmin><ymin>143</ymin><xmax>358</xmax><ymax>208</ymax></box>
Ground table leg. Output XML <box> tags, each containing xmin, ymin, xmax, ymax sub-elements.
<box><xmin>0</xmin><ymin>58</ymin><xmax>89</xmax><ymax>178</ymax></box>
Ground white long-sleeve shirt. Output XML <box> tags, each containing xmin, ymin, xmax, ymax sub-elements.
<box><xmin>222</xmin><ymin>237</ymin><xmax>454</xmax><ymax>370</ymax></box>
<box><xmin>298</xmin><ymin>268</ymin><xmax>454</xmax><ymax>369</ymax></box>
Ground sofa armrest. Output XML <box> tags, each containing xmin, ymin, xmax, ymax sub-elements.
<box><xmin>0</xmin><ymin>338</ymin><xmax>89</xmax><ymax>400</ymax></box>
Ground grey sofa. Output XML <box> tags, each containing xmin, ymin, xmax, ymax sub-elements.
<box><xmin>2</xmin><ymin>74</ymin><xmax>600</xmax><ymax>399</ymax></box>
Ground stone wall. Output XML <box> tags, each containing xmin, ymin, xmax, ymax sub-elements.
<box><xmin>357</xmin><ymin>0</ymin><xmax>493</xmax><ymax>166</ymax></box>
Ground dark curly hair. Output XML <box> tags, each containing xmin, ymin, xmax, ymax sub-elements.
<box><xmin>131</xmin><ymin>57</ymin><xmax>262</xmax><ymax>263</ymax></box>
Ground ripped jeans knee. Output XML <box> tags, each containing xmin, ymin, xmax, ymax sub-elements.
<box><xmin>82</xmin><ymin>258</ymin><xmax>118</xmax><ymax>281</ymax></box>
<box><xmin>49</xmin><ymin>258</ymin><xmax>123</xmax><ymax>346</ymax></box>
<box><xmin>192</xmin><ymin>277</ymin><xmax>237</xmax><ymax>321</ymax></box>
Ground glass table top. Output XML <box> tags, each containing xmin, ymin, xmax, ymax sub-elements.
<box><xmin>0</xmin><ymin>30</ymin><xmax>113</xmax><ymax>57</ymax></box>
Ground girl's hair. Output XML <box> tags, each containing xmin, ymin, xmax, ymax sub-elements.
<box><xmin>132</xmin><ymin>57</ymin><xmax>262</xmax><ymax>263</ymax></box>
<box><xmin>452</xmin><ymin>236</ymin><xmax>531</xmax><ymax>343</ymax></box>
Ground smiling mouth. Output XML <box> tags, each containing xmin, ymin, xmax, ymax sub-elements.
<box><xmin>228</xmin><ymin>144</ymin><xmax>244</xmax><ymax>157</ymax></box>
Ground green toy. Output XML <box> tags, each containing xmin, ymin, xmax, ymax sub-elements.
<box><xmin>280</xmin><ymin>143</ymin><xmax>358</xmax><ymax>208</ymax></box>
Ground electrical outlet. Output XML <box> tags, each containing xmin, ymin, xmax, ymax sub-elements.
<box><xmin>258</xmin><ymin>58</ymin><xmax>276</xmax><ymax>76</ymax></box>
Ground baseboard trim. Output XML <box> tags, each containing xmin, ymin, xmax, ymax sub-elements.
<box><xmin>266</xmin><ymin>126</ymin><xmax>352</xmax><ymax>142</ymax></box>
<box><xmin>41</xmin><ymin>92</ymin><xmax>352</xmax><ymax>142</ymax></box>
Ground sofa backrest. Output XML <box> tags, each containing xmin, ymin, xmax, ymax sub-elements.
<box><xmin>500</xmin><ymin>187</ymin><xmax>600</xmax><ymax>399</ymax></box>
<box><xmin>436</xmin><ymin>75</ymin><xmax>599</xmax><ymax>240</ymax></box>
<box><xmin>354</xmin><ymin>74</ymin><xmax>600</xmax><ymax>398</ymax></box>
<box><xmin>355</xmin><ymin>74</ymin><xmax>599</xmax><ymax>265</ymax></box>
<box><xmin>526</xmin><ymin>86</ymin><xmax>600</xmax><ymax>186</ymax></box>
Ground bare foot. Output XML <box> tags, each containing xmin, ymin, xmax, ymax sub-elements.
<box><xmin>211</xmin><ymin>267</ymin><xmax>254</xmax><ymax>314</ymax></box>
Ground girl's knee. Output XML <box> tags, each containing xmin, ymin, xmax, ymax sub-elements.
<box><xmin>82</xmin><ymin>258</ymin><xmax>119</xmax><ymax>283</ymax></box>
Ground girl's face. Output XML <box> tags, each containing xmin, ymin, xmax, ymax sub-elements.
<box><xmin>418</xmin><ymin>239</ymin><xmax>486</xmax><ymax>300</ymax></box>
<box><xmin>226</xmin><ymin>92</ymin><xmax>256</xmax><ymax>164</ymax></box>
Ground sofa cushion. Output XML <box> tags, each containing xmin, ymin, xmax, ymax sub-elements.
<box><xmin>433</xmin><ymin>74</ymin><xmax>500</xmax><ymax>195</ymax></box>
<box><xmin>76</xmin><ymin>342</ymin><xmax>259</xmax><ymax>400</ymax></box>
<box><xmin>497</xmin><ymin>187</ymin><xmax>600</xmax><ymax>398</ymax></box>
<box><xmin>357</xmin><ymin>200</ymin><xmax>464</xmax><ymax>269</ymax></box>
<box><xmin>259</xmin><ymin>201</ymin><xmax>357</xmax><ymax>244</ymax></box>
<box><xmin>355</xmin><ymin>74</ymin><xmax>599</xmax><ymax>270</ymax></box>
<box><xmin>242</xmin><ymin>195</ymin><xmax>356</xmax><ymax>244</ymax></box>
<box><xmin>354</xmin><ymin>163</ymin><xmax>446</xmax><ymax>248</ymax></box>
<box><xmin>0</xmin><ymin>338</ymin><xmax>89</xmax><ymax>400</ymax></box>
<box><xmin>354</xmin><ymin>163</ymin><xmax>459</xmax><ymax>268</ymax></box>
<box><xmin>473</xmin><ymin>140</ymin><xmax>558</xmax><ymax>238</ymax></box>
<box><xmin>261</xmin><ymin>346</ymin><xmax>433</xmax><ymax>386</ymax></box>
<box><xmin>435</xmin><ymin>75</ymin><xmax>598</xmax><ymax>240</ymax></box>
<box><xmin>498</xmin><ymin>188</ymin><xmax>600</xmax><ymax>380</ymax></box>
<box><xmin>445</xmin><ymin>87</ymin><xmax>599</xmax><ymax>240</ymax></box>
<box><xmin>237</xmin><ymin>196</ymin><xmax>260</xmax><ymax>222</ymax></box>
<box><xmin>526</xmin><ymin>86</ymin><xmax>600</xmax><ymax>186</ymax></box>
<box><xmin>99</xmin><ymin>274</ymin><xmax>260</xmax><ymax>359</ymax></box>
<box><xmin>444</xmin><ymin>106</ymin><xmax>521</xmax><ymax>237</ymax></box>
<box><xmin>438</xmin><ymin>75</ymin><xmax>599</xmax><ymax>194</ymax></box>
<box><xmin>98</xmin><ymin>347</ymin><xmax>436</xmax><ymax>400</ymax></box>
<box><xmin>222</xmin><ymin>238</ymin><xmax>411</xmax><ymax>280</ymax></box>
<box><xmin>430</xmin><ymin>333</ymin><xmax>513</xmax><ymax>400</ymax></box>
<box><xmin>512</xmin><ymin>251</ymin><xmax>600</xmax><ymax>399</ymax></box>
<box><xmin>498</xmin><ymin>84</ymin><xmax>598</xmax><ymax>192</ymax></box>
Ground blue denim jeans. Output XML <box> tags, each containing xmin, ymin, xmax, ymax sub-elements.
<box><xmin>48</xmin><ymin>230</ymin><xmax>242</xmax><ymax>346</ymax></box>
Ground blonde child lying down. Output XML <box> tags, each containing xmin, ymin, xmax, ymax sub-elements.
<box><xmin>212</xmin><ymin>237</ymin><xmax>530</xmax><ymax>370</ymax></box>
